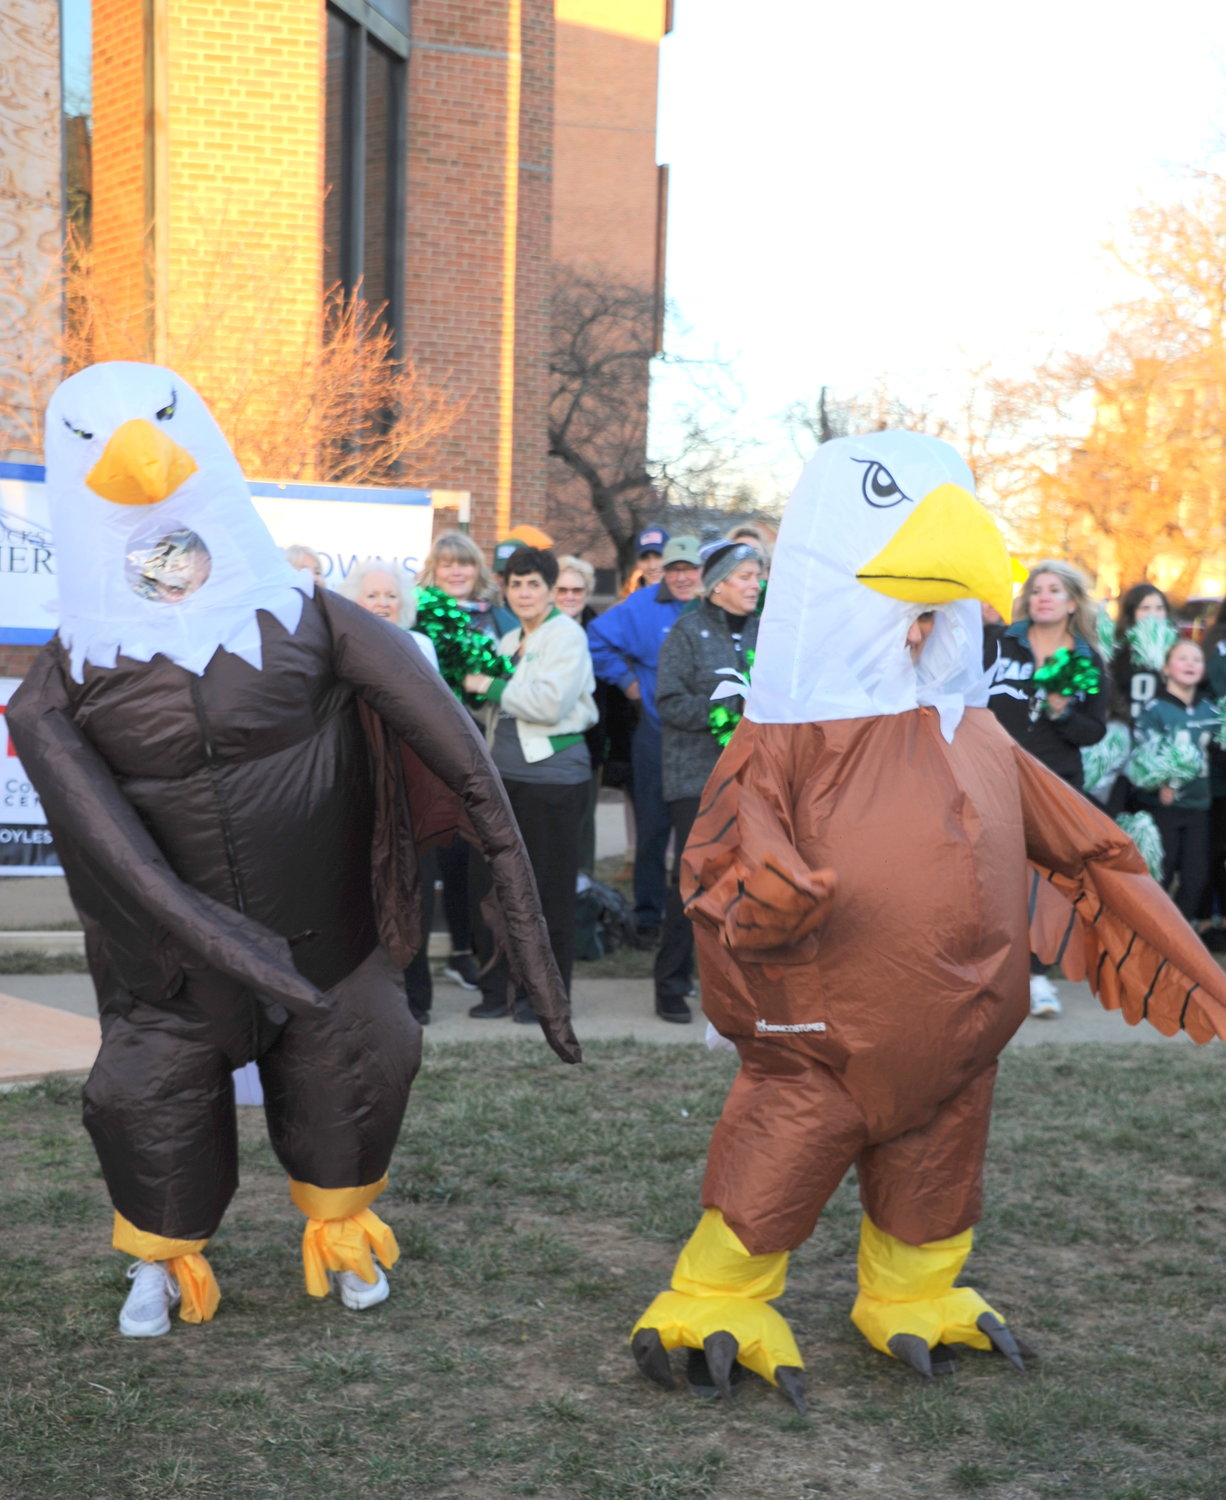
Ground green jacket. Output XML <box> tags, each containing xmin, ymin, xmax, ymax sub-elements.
<box><xmin>1132</xmin><ymin>691</ymin><xmax>1218</xmax><ymax>810</ymax></box>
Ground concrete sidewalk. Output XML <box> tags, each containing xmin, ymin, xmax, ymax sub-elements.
<box><xmin>0</xmin><ymin>966</ymin><xmax>1195</xmax><ymax>1087</ymax></box>
<box><xmin>0</xmin><ymin>793</ymin><xmax>1205</xmax><ymax>1085</ymax></box>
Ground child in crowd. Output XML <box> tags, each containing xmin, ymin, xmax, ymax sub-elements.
<box><xmin>1128</xmin><ymin>640</ymin><xmax>1218</xmax><ymax>923</ymax></box>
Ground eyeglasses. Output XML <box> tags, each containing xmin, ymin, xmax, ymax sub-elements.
<box><xmin>556</xmin><ymin>586</ymin><xmax>587</xmax><ymax>596</ymax></box>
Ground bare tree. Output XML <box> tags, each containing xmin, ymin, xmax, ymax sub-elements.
<box><xmin>0</xmin><ymin>230</ymin><xmax>463</xmax><ymax>486</ymax></box>
<box><xmin>547</xmin><ymin>267</ymin><xmax>757</xmax><ymax>578</ymax></box>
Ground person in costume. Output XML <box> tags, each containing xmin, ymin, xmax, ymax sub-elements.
<box><xmin>985</xmin><ymin>561</ymin><xmax>1108</xmax><ymax>1017</ymax></box>
<box><xmin>628</xmin><ymin>431</ymin><xmax>1226</xmax><ymax>1413</ymax></box>
<box><xmin>7</xmin><ymin>362</ymin><xmax>580</xmax><ymax>1339</ymax></box>
<box><xmin>652</xmin><ymin>540</ymin><xmax>763</xmax><ymax>1024</ymax></box>
<box><xmin>1126</xmin><ymin>639</ymin><xmax>1217</xmax><ymax>922</ymax></box>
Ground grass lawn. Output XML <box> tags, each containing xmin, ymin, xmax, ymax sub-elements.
<box><xmin>2</xmin><ymin>1040</ymin><xmax>1226</xmax><ymax>1500</ymax></box>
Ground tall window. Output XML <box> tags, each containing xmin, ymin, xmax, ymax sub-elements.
<box><xmin>62</xmin><ymin>0</ymin><xmax>93</xmax><ymax>242</ymax></box>
<box><xmin>324</xmin><ymin>2</ymin><xmax>408</xmax><ymax>352</ymax></box>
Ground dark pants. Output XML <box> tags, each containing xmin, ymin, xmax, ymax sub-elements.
<box><xmin>654</xmin><ymin>796</ymin><xmax>700</xmax><ymax>1002</ymax></box>
<box><xmin>435</xmin><ymin>834</ymin><xmax>473</xmax><ymax>953</ymax></box>
<box><xmin>630</xmin><ymin>719</ymin><xmax>670</xmax><ymax>928</ymax></box>
<box><xmin>1154</xmin><ymin>804</ymin><xmax>1210</xmax><ymax>920</ymax></box>
<box><xmin>1199</xmin><ymin>795</ymin><xmax>1226</xmax><ymax>920</ymax></box>
<box><xmin>472</xmin><ymin>778</ymin><xmax>588</xmax><ymax>1008</ymax></box>
<box><xmin>403</xmin><ymin>849</ymin><xmax>437</xmax><ymax>1017</ymax></box>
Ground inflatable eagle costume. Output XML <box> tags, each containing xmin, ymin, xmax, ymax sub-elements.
<box><xmin>7</xmin><ymin>362</ymin><xmax>580</xmax><ymax>1336</ymax></box>
<box><xmin>629</xmin><ymin>431</ymin><xmax>1226</xmax><ymax>1412</ymax></box>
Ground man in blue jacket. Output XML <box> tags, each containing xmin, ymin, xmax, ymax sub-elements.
<box><xmin>588</xmin><ymin>536</ymin><xmax>701</xmax><ymax>940</ymax></box>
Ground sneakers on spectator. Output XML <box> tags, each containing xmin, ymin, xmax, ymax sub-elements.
<box><xmin>444</xmin><ymin>952</ymin><xmax>480</xmax><ymax>989</ymax></box>
<box><xmin>1029</xmin><ymin>974</ymin><xmax>1062</xmax><ymax>1018</ymax></box>
<box><xmin>331</xmin><ymin>1265</ymin><xmax>389</xmax><ymax>1311</ymax></box>
<box><xmin>119</xmin><ymin>1260</ymin><xmax>180</xmax><ymax>1338</ymax></box>
<box><xmin>512</xmin><ymin>999</ymin><xmax>536</xmax><ymax>1025</ymax></box>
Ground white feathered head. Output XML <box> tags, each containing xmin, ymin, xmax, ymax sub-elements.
<box><xmin>45</xmin><ymin>361</ymin><xmax>310</xmax><ymax>681</ymax></box>
<box><xmin>747</xmin><ymin>431</ymin><xmax>1013</xmax><ymax>742</ymax></box>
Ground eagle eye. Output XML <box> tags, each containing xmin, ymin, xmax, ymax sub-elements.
<box><xmin>62</xmin><ymin>416</ymin><xmax>93</xmax><ymax>441</ymax></box>
<box><xmin>852</xmin><ymin>458</ymin><xmax>911</xmax><ymax>508</ymax></box>
<box><xmin>156</xmin><ymin>390</ymin><xmax>177</xmax><ymax>422</ymax></box>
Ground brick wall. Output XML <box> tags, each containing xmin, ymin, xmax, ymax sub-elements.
<box><xmin>406</xmin><ymin>0</ymin><xmax>554</xmax><ymax>549</ymax></box>
<box><xmin>91</xmin><ymin>0</ymin><xmax>152</xmax><ymax>353</ymax></box>
<box><xmin>86</xmin><ymin>0</ymin><xmax>555</xmax><ymax>558</ymax></box>
<box><xmin>0</xmin><ymin>646</ymin><xmax>40</xmax><ymax>678</ymax></box>
<box><xmin>162</xmin><ymin>2</ymin><xmax>323</xmax><ymax>430</ymax></box>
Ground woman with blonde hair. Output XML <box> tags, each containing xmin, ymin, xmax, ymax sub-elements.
<box><xmin>417</xmin><ymin>530</ymin><xmax>501</xmax><ymax>608</ymax></box>
<box><xmin>984</xmin><ymin>558</ymin><xmax>1108</xmax><ymax>1017</ymax></box>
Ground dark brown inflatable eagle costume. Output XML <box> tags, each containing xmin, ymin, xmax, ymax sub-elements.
<box><xmin>7</xmin><ymin>362</ymin><xmax>579</xmax><ymax>1337</ymax></box>
<box><xmin>629</xmin><ymin>431</ymin><xmax>1226</xmax><ymax>1413</ymax></box>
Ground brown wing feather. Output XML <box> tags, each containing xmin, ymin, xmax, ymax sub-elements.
<box><xmin>1015</xmin><ymin>743</ymin><xmax>1226</xmax><ymax>1043</ymax></box>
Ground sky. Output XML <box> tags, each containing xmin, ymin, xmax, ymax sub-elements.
<box><xmin>654</xmin><ymin>0</ymin><xmax>1226</xmax><ymax>496</ymax></box>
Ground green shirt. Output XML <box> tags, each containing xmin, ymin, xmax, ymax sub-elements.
<box><xmin>1132</xmin><ymin>692</ymin><xmax>1218</xmax><ymax>810</ymax></box>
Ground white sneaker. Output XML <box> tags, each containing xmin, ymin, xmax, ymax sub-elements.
<box><xmin>1029</xmin><ymin>974</ymin><xmax>1062</xmax><ymax>1018</ymax></box>
<box><xmin>331</xmin><ymin>1264</ymin><xmax>389</xmax><ymax>1311</ymax></box>
<box><xmin>119</xmin><ymin>1260</ymin><xmax>180</xmax><ymax>1337</ymax></box>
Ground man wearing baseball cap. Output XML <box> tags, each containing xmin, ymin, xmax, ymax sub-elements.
<box><xmin>588</xmin><ymin>534</ymin><xmax>702</xmax><ymax>942</ymax></box>
<box><xmin>635</xmin><ymin>526</ymin><xmax>669</xmax><ymax>588</ymax></box>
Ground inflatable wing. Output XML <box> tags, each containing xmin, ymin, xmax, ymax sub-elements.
<box><xmin>318</xmin><ymin>589</ymin><xmax>581</xmax><ymax>1064</ymax></box>
<box><xmin>1017</xmin><ymin>743</ymin><xmax>1226</xmax><ymax>1043</ymax></box>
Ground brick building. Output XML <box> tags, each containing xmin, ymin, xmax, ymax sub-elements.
<box><xmin>0</xmin><ymin>0</ymin><xmax>670</xmax><ymax>675</ymax></box>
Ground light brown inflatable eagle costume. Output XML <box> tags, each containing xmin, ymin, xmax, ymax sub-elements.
<box><xmin>630</xmin><ymin>431</ymin><xmax>1226</xmax><ymax>1413</ymax></box>
<box><xmin>7</xmin><ymin>362</ymin><xmax>579</xmax><ymax>1338</ymax></box>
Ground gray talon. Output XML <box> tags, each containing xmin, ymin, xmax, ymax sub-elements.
<box><xmin>888</xmin><ymin>1332</ymin><xmax>934</xmax><ymax>1379</ymax></box>
<box><xmin>632</xmin><ymin>1328</ymin><xmax>676</xmax><ymax>1389</ymax></box>
<box><xmin>775</xmin><ymin>1365</ymin><xmax>808</xmax><ymax>1415</ymax></box>
<box><xmin>704</xmin><ymin>1331</ymin><xmax>740</xmax><ymax>1401</ymax></box>
<box><xmin>977</xmin><ymin>1312</ymin><xmax>1026</xmax><ymax>1374</ymax></box>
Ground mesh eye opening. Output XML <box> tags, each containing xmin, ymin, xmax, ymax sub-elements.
<box><xmin>62</xmin><ymin>416</ymin><xmax>93</xmax><ymax>441</ymax></box>
<box><xmin>156</xmin><ymin>390</ymin><xmax>177</xmax><ymax>422</ymax></box>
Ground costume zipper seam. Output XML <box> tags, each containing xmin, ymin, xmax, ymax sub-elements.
<box><xmin>187</xmin><ymin>676</ymin><xmax>248</xmax><ymax>917</ymax></box>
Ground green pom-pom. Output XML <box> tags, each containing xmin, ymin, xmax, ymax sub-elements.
<box><xmin>1125</xmin><ymin>616</ymin><xmax>1178</xmax><ymax>672</ymax></box>
<box><xmin>1082</xmin><ymin>720</ymin><xmax>1131</xmax><ymax>797</ymax></box>
<box><xmin>413</xmin><ymin>586</ymin><xmax>513</xmax><ymax>704</ymax></box>
<box><xmin>1127</xmin><ymin>733</ymin><xmax>1205</xmax><ymax>790</ymax></box>
<box><xmin>1033</xmin><ymin>648</ymin><xmax>1102</xmax><ymax>698</ymax></box>
<box><xmin>1116</xmin><ymin>811</ymin><xmax>1165</xmax><ymax>879</ymax></box>
<box><xmin>1096</xmin><ymin>608</ymin><xmax>1118</xmax><ymax>662</ymax></box>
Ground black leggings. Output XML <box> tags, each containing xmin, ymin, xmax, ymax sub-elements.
<box><xmin>1153</xmin><ymin>804</ymin><xmax>1210</xmax><ymax>921</ymax></box>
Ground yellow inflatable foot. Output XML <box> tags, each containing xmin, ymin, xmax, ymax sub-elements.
<box><xmin>850</xmin><ymin>1215</ymin><xmax>1028</xmax><ymax>1377</ymax></box>
<box><xmin>630</xmin><ymin>1209</ymin><xmax>807</xmax><ymax>1412</ymax></box>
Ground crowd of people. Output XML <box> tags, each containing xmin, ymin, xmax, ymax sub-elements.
<box><xmin>287</xmin><ymin>521</ymin><xmax>772</xmax><ymax>1026</ymax></box>
<box><xmin>983</xmin><ymin>562</ymin><xmax>1226</xmax><ymax>1019</ymax></box>
<box><xmin>292</xmin><ymin>534</ymin><xmax>1226</xmax><ymax>1032</ymax></box>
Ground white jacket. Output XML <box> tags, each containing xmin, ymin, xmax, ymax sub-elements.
<box><xmin>485</xmin><ymin>609</ymin><xmax>598</xmax><ymax>764</ymax></box>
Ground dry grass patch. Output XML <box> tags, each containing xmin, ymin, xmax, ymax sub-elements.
<box><xmin>2</xmin><ymin>1042</ymin><xmax>1225</xmax><ymax>1499</ymax></box>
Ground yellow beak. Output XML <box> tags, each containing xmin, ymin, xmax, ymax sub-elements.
<box><xmin>85</xmin><ymin>419</ymin><xmax>198</xmax><ymax>506</ymax></box>
<box><xmin>856</xmin><ymin>482</ymin><xmax>1014</xmax><ymax>623</ymax></box>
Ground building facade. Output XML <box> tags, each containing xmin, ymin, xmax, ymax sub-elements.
<box><xmin>0</xmin><ymin>0</ymin><xmax>669</xmax><ymax>674</ymax></box>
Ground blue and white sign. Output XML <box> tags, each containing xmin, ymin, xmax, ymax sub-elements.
<box><xmin>0</xmin><ymin>463</ymin><xmax>437</xmax><ymax>645</ymax></box>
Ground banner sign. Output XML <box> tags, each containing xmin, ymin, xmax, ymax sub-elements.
<box><xmin>0</xmin><ymin>463</ymin><xmax>435</xmax><ymax>646</ymax></box>
<box><xmin>0</xmin><ymin>677</ymin><xmax>61</xmax><ymax>875</ymax></box>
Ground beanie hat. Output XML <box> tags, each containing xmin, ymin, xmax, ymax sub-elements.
<box><xmin>700</xmin><ymin>539</ymin><xmax>762</xmax><ymax>592</ymax></box>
